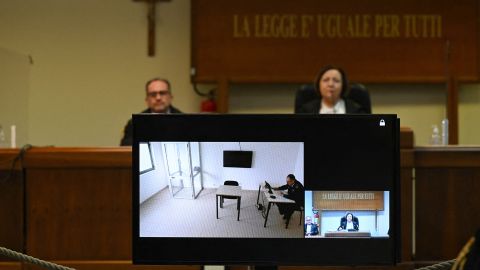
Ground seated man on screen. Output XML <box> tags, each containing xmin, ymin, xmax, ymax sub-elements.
<box><xmin>304</xmin><ymin>216</ymin><xmax>319</xmax><ymax>236</ymax></box>
<box><xmin>337</xmin><ymin>212</ymin><xmax>359</xmax><ymax>231</ymax></box>
<box><xmin>120</xmin><ymin>78</ymin><xmax>182</xmax><ymax>146</ymax></box>
<box><xmin>274</xmin><ymin>174</ymin><xmax>304</xmax><ymax>221</ymax></box>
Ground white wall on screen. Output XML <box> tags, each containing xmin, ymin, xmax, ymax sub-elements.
<box><xmin>293</xmin><ymin>144</ymin><xmax>304</xmax><ymax>183</ymax></box>
<box><xmin>200</xmin><ymin>142</ymin><xmax>304</xmax><ymax>190</ymax></box>
<box><xmin>305</xmin><ymin>190</ymin><xmax>313</xmax><ymax>218</ymax></box>
<box><xmin>140</xmin><ymin>141</ymin><xmax>304</xmax><ymax>202</ymax></box>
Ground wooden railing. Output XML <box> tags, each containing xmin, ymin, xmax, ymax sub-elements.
<box><xmin>1</xmin><ymin>128</ymin><xmax>478</xmax><ymax>269</ymax></box>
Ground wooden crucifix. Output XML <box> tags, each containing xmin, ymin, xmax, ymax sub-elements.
<box><xmin>134</xmin><ymin>0</ymin><xmax>171</xmax><ymax>57</ymax></box>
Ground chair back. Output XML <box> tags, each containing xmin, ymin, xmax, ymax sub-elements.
<box><xmin>347</xmin><ymin>83</ymin><xmax>371</xmax><ymax>113</ymax></box>
<box><xmin>294</xmin><ymin>84</ymin><xmax>319</xmax><ymax>113</ymax></box>
<box><xmin>224</xmin><ymin>180</ymin><xmax>239</xmax><ymax>186</ymax></box>
<box><xmin>294</xmin><ymin>83</ymin><xmax>371</xmax><ymax>113</ymax></box>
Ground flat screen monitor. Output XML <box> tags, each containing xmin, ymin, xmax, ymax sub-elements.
<box><xmin>223</xmin><ymin>150</ymin><xmax>253</xmax><ymax>168</ymax></box>
<box><xmin>132</xmin><ymin>114</ymin><xmax>400</xmax><ymax>266</ymax></box>
<box><xmin>265</xmin><ymin>181</ymin><xmax>273</xmax><ymax>194</ymax></box>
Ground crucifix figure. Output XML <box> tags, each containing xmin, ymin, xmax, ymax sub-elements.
<box><xmin>134</xmin><ymin>0</ymin><xmax>171</xmax><ymax>56</ymax></box>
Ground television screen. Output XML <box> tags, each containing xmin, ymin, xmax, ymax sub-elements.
<box><xmin>223</xmin><ymin>150</ymin><xmax>253</xmax><ymax>168</ymax></box>
<box><xmin>132</xmin><ymin>114</ymin><xmax>400</xmax><ymax>266</ymax></box>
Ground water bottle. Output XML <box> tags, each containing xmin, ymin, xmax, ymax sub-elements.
<box><xmin>0</xmin><ymin>125</ymin><xmax>6</xmax><ymax>148</ymax></box>
<box><xmin>430</xmin><ymin>125</ymin><xmax>441</xmax><ymax>145</ymax></box>
<box><xmin>441</xmin><ymin>118</ymin><xmax>449</xmax><ymax>145</ymax></box>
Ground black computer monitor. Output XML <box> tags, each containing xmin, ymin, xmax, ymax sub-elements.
<box><xmin>132</xmin><ymin>114</ymin><xmax>400</xmax><ymax>266</ymax></box>
<box><xmin>264</xmin><ymin>181</ymin><xmax>273</xmax><ymax>194</ymax></box>
<box><xmin>223</xmin><ymin>150</ymin><xmax>253</xmax><ymax>168</ymax></box>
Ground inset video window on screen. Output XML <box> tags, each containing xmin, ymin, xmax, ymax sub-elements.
<box><xmin>304</xmin><ymin>190</ymin><xmax>390</xmax><ymax>238</ymax></box>
<box><xmin>139</xmin><ymin>141</ymin><xmax>305</xmax><ymax>238</ymax></box>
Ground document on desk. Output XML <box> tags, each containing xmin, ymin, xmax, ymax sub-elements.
<box><xmin>264</xmin><ymin>191</ymin><xmax>295</xmax><ymax>204</ymax></box>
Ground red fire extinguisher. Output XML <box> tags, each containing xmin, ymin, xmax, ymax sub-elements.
<box><xmin>313</xmin><ymin>208</ymin><xmax>320</xmax><ymax>225</ymax></box>
<box><xmin>200</xmin><ymin>90</ymin><xmax>217</xmax><ymax>112</ymax></box>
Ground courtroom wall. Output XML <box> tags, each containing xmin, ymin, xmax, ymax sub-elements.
<box><xmin>0</xmin><ymin>0</ymin><xmax>200</xmax><ymax>147</ymax></box>
<box><xmin>0</xmin><ymin>0</ymin><xmax>479</xmax><ymax>146</ymax></box>
<box><xmin>0</xmin><ymin>48</ymin><xmax>29</xmax><ymax>147</ymax></box>
<box><xmin>459</xmin><ymin>84</ymin><xmax>480</xmax><ymax>145</ymax></box>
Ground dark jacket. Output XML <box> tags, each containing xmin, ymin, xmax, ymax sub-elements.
<box><xmin>120</xmin><ymin>106</ymin><xmax>182</xmax><ymax>146</ymax></box>
<box><xmin>277</xmin><ymin>180</ymin><xmax>305</xmax><ymax>206</ymax></box>
<box><xmin>305</xmin><ymin>223</ymin><xmax>319</xmax><ymax>236</ymax></box>
<box><xmin>297</xmin><ymin>98</ymin><xmax>367</xmax><ymax>114</ymax></box>
<box><xmin>338</xmin><ymin>216</ymin><xmax>359</xmax><ymax>231</ymax></box>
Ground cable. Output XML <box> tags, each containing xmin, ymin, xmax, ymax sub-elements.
<box><xmin>0</xmin><ymin>246</ymin><xmax>75</xmax><ymax>270</ymax></box>
<box><xmin>0</xmin><ymin>144</ymin><xmax>32</xmax><ymax>184</ymax></box>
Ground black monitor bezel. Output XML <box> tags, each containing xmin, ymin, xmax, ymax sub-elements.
<box><xmin>132</xmin><ymin>114</ymin><xmax>401</xmax><ymax>266</ymax></box>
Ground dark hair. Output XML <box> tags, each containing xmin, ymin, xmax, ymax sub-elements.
<box><xmin>345</xmin><ymin>212</ymin><xmax>354</xmax><ymax>218</ymax></box>
<box><xmin>314</xmin><ymin>65</ymin><xmax>349</xmax><ymax>98</ymax></box>
<box><xmin>145</xmin><ymin>78</ymin><xmax>171</xmax><ymax>94</ymax></box>
<box><xmin>287</xmin><ymin>174</ymin><xmax>296</xmax><ymax>181</ymax></box>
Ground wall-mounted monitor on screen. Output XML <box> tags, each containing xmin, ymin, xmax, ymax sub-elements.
<box><xmin>132</xmin><ymin>114</ymin><xmax>400</xmax><ymax>267</ymax></box>
<box><xmin>223</xmin><ymin>150</ymin><xmax>253</xmax><ymax>168</ymax></box>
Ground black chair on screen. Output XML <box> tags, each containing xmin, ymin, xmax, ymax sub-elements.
<box><xmin>285</xmin><ymin>205</ymin><xmax>304</xmax><ymax>229</ymax></box>
<box><xmin>294</xmin><ymin>83</ymin><xmax>371</xmax><ymax>113</ymax></box>
<box><xmin>220</xmin><ymin>180</ymin><xmax>239</xmax><ymax>208</ymax></box>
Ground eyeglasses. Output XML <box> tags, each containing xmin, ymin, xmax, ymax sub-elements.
<box><xmin>147</xmin><ymin>90</ymin><xmax>170</xmax><ymax>98</ymax></box>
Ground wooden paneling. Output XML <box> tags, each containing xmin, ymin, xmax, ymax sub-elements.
<box><xmin>192</xmin><ymin>0</ymin><xmax>479</xmax><ymax>84</ymax></box>
<box><xmin>0</xmin><ymin>262</ymin><xmax>22</xmax><ymax>270</ymax></box>
<box><xmin>400</xmin><ymin>155</ymin><xmax>413</xmax><ymax>262</ymax></box>
<box><xmin>22</xmin><ymin>261</ymin><xmax>201</xmax><ymax>270</ymax></box>
<box><xmin>415</xmin><ymin>146</ymin><xmax>480</xmax><ymax>167</ymax></box>
<box><xmin>399</xmin><ymin>128</ymin><xmax>414</xmax><ymax>150</ymax></box>
<box><xmin>0</xmin><ymin>149</ymin><xmax>24</xmax><ymax>264</ymax></box>
<box><xmin>313</xmin><ymin>191</ymin><xmax>384</xmax><ymax>210</ymax></box>
<box><xmin>23</xmin><ymin>147</ymin><xmax>131</xmax><ymax>168</ymax></box>
<box><xmin>415</xmin><ymin>148</ymin><xmax>480</xmax><ymax>260</ymax></box>
<box><xmin>0</xmin><ymin>170</ymin><xmax>23</xmax><ymax>262</ymax></box>
<box><xmin>0</xmin><ymin>147</ymin><xmax>203</xmax><ymax>270</ymax></box>
<box><xmin>25</xmin><ymin>168</ymin><xmax>132</xmax><ymax>260</ymax></box>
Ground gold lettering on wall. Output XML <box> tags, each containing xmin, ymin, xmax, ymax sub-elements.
<box><xmin>321</xmin><ymin>192</ymin><xmax>376</xmax><ymax>200</ymax></box>
<box><xmin>314</xmin><ymin>191</ymin><xmax>384</xmax><ymax>211</ymax></box>
<box><xmin>233</xmin><ymin>13</ymin><xmax>443</xmax><ymax>39</ymax></box>
<box><xmin>233</xmin><ymin>15</ymin><xmax>251</xmax><ymax>37</ymax></box>
<box><xmin>404</xmin><ymin>14</ymin><xmax>442</xmax><ymax>38</ymax></box>
<box><xmin>252</xmin><ymin>14</ymin><xmax>299</xmax><ymax>38</ymax></box>
<box><xmin>301</xmin><ymin>15</ymin><xmax>314</xmax><ymax>38</ymax></box>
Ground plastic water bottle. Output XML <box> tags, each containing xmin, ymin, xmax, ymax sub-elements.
<box><xmin>430</xmin><ymin>125</ymin><xmax>441</xmax><ymax>145</ymax></box>
<box><xmin>0</xmin><ymin>125</ymin><xmax>6</xmax><ymax>148</ymax></box>
<box><xmin>441</xmin><ymin>119</ymin><xmax>449</xmax><ymax>145</ymax></box>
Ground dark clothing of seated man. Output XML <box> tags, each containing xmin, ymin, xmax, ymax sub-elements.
<box><xmin>275</xmin><ymin>175</ymin><xmax>305</xmax><ymax>220</ymax></box>
<box><xmin>120</xmin><ymin>106</ymin><xmax>182</xmax><ymax>146</ymax></box>
<box><xmin>120</xmin><ymin>77</ymin><xmax>182</xmax><ymax>146</ymax></box>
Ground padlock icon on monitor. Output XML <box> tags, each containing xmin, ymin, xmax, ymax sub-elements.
<box><xmin>379</xmin><ymin>119</ymin><xmax>385</xmax><ymax>126</ymax></box>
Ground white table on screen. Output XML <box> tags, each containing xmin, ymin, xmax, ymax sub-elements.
<box><xmin>215</xmin><ymin>185</ymin><xmax>242</xmax><ymax>221</ymax></box>
<box><xmin>261</xmin><ymin>188</ymin><xmax>295</xmax><ymax>227</ymax></box>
